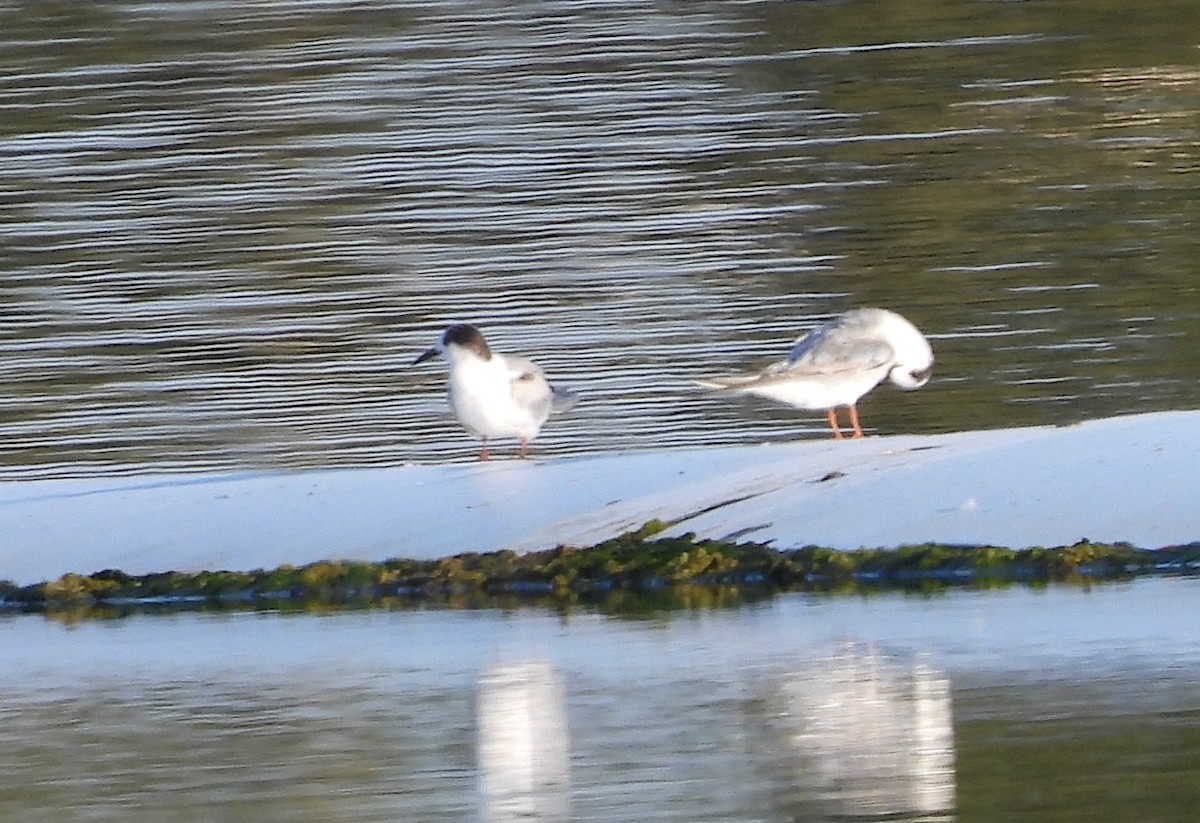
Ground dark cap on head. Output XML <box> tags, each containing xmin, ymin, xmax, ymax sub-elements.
<box><xmin>413</xmin><ymin>323</ymin><xmax>492</xmax><ymax>365</ymax></box>
<box><xmin>442</xmin><ymin>324</ymin><xmax>491</xmax><ymax>360</ymax></box>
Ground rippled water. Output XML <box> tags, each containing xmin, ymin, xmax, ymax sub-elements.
<box><xmin>3</xmin><ymin>578</ymin><xmax>1200</xmax><ymax>821</ymax></box>
<box><xmin>1</xmin><ymin>0</ymin><xmax>1198</xmax><ymax>476</ymax></box>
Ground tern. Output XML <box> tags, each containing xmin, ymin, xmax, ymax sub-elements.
<box><xmin>697</xmin><ymin>308</ymin><xmax>933</xmax><ymax>440</ymax></box>
<box><xmin>414</xmin><ymin>324</ymin><xmax>578</xmax><ymax>460</ymax></box>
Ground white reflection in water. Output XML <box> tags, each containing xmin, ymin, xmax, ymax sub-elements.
<box><xmin>474</xmin><ymin>649</ymin><xmax>956</xmax><ymax>822</ymax></box>
<box><xmin>5</xmin><ymin>581</ymin><xmax>1200</xmax><ymax>820</ymax></box>
<box><xmin>476</xmin><ymin>661</ymin><xmax>571</xmax><ymax>823</ymax></box>
<box><xmin>753</xmin><ymin>644</ymin><xmax>955</xmax><ymax>821</ymax></box>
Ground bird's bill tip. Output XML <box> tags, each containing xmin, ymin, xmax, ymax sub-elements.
<box><xmin>891</xmin><ymin>363</ymin><xmax>933</xmax><ymax>390</ymax></box>
<box><xmin>413</xmin><ymin>347</ymin><xmax>440</xmax><ymax>366</ymax></box>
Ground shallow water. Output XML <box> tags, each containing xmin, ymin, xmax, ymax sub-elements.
<box><xmin>2</xmin><ymin>578</ymin><xmax>1199</xmax><ymax>821</ymax></box>
<box><xmin>1</xmin><ymin>0</ymin><xmax>1198</xmax><ymax>477</ymax></box>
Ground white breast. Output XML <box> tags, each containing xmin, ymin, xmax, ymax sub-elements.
<box><xmin>447</xmin><ymin>355</ymin><xmax>549</xmax><ymax>440</ymax></box>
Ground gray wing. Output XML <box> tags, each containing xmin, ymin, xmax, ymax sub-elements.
<box><xmin>506</xmin><ymin>356</ymin><xmax>552</xmax><ymax>414</ymax></box>
<box><xmin>506</xmin><ymin>355</ymin><xmax>577</xmax><ymax>413</ymax></box>
<box><xmin>506</xmin><ymin>355</ymin><xmax>581</xmax><ymax>417</ymax></box>
<box><xmin>779</xmin><ymin>322</ymin><xmax>895</xmax><ymax>377</ymax></box>
<box><xmin>696</xmin><ymin>317</ymin><xmax>896</xmax><ymax>392</ymax></box>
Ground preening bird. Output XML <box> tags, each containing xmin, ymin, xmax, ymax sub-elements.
<box><xmin>696</xmin><ymin>308</ymin><xmax>933</xmax><ymax>440</ymax></box>
<box><xmin>414</xmin><ymin>324</ymin><xmax>578</xmax><ymax>460</ymax></box>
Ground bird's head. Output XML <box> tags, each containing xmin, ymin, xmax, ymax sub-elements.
<box><xmin>413</xmin><ymin>323</ymin><xmax>492</xmax><ymax>366</ymax></box>
<box><xmin>882</xmin><ymin>312</ymin><xmax>934</xmax><ymax>390</ymax></box>
<box><xmin>890</xmin><ymin>360</ymin><xmax>934</xmax><ymax>390</ymax></box>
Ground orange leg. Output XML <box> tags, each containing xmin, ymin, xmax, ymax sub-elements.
<box><xmin>848</xmin><ymin>405</ymin><xmax>865</xmax><ymax>439</ymax></box>
<box><xmin>518</xmin><ymin>437</ymin><xmax>529</xmax><ymax>460</ymax></box>
<box><xmin>826</xmin><ymin>408</ymin><xmax>845</xmax><ymax>440</ymax></box>
<box><xmin>478</xmin><ymin>437</ymin><xmax>490</xmax><ymax>461</ymax></box>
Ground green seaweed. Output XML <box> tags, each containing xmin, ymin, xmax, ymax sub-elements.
<box><xmin>2</xmin><ymin>527</ymin><xmax>1197</xmax><ymax>621</ymax></box>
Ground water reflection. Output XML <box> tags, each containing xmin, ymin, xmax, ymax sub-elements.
<box><xmin>752</xmin><ymin>645</ymin><xmax>955</xmax><ymax>822</ymax></box>
<box><xmin>477</xmin><ymin>649</ymin><xmax>958</xmax><ymax>823</ymax></box>
<box><xmin>3</xmin><ymin>580</ymin><xmax>1200</xmax><ymax>820</ymax></box>
<box><xmin>0</xmin><ymin>0</ymin><xmax>1197</xmax><ymax>477</ymax></box>
<box><xmin>476</xmin><ymin>661</ymin><xmax>571</xmax><ymax>823</ymax></box>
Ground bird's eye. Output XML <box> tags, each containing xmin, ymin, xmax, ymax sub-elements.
<box><xmin>911</xmin><ymin>366</ymin><xmax>933</xmax><ymax>383</ymax></box>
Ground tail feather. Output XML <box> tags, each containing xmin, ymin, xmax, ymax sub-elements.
<box><xmin>694</xmin><ymin>375</ymin><xmax>758</xmax><ymax>392</ymax></box>
<box><xmin>550</xmin><ymin>385</ymin><xmax>579</xmax><ymax>413</ymax></box>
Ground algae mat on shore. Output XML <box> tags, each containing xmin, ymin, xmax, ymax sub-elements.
<box><xmin>4</xmin><ymin>523</ymin><xmax>1198</xmax><ymax>619</ymax></box>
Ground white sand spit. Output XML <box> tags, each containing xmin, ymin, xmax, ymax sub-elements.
<box><xmin>1</xmin><ymin>411</ymin><xmax>1196</xmax><ymax>585</ymax></box>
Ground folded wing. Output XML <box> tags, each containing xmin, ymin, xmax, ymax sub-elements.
<box><xmin>506</xmin><ymin>356</ymin><xmax>577</xmax><ymax>415</ymax></box>
<box><xmin>781</xmin><ymin>324</ymin><xmax>895</xmax><ymax>377</ymax></box>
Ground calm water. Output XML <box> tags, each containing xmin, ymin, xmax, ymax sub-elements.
<box><xmin>1</xmin><ymin>0</ymin><xmax>1197</xmax><ymax>476</ymax></box>
<box><xmin>3</xmin><ymin>578</ymin><xmax>1200</xmax><ymax>821</ymax></box>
